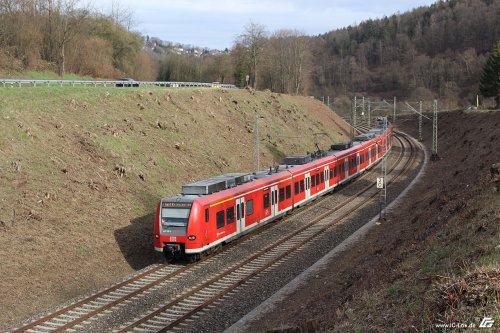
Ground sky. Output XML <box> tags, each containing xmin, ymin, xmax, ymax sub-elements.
<box><xmin>91</xmin><ymin>0</ymin><xmax>438</xmax><ymax>50</ymax></box>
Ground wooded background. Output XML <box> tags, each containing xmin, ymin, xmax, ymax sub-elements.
<box><xmin>1</xmin><ymin>0</ymin><xmax>499</xmax><ymax>107</ymax></box>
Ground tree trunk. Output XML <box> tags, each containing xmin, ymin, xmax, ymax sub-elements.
<box><xmin>58</xmin><ymin>42</ymin><xmax>65</xmax><ymax>77</ymax></box>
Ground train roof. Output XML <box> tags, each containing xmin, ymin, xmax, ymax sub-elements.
<box><xmin>162</xmin><ymin>123</ymin><xmax>390</xmax><ymax>204</ymax></box>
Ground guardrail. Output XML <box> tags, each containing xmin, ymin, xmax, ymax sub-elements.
<box><xmin>0</xmin><ymin>79</ymin><xmax>237</xmax><ymax>89</ymax></box>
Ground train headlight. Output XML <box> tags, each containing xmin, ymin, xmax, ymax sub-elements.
<box><xmin>155</xmin><ymin>234</ymin><xmax>160</xmax><ymax>239</ymax></box>
<box><xmin>188</xmin><ymin>235</ymin><xmax>196</xmax><ymax>241</ymax></box>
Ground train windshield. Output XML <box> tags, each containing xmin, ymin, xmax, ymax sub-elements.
<box><xmin>161</xmin><ymin>207</ymin><xmax>191</xmax><ymax>227</ymax></box>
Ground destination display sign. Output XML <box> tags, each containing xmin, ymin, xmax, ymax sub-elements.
<box><xmin>162</xmin><ymin>202</ymin><xmax>192</xmax><ymax>208</ymax></box>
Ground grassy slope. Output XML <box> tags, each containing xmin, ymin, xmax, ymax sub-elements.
<box><xmin>247</xmin><ymin>110</ymin><xmax>499</xmax><ymax>333</ymax></box>
<box><xmin>331</xmin><ymin>111</ymin><xmax>500</xmax><ymax>332</ymax></box>
<box><xmin>0</xmin><ymin>86</ymin><xmax>350</xmax><ymax>328</ymax></box>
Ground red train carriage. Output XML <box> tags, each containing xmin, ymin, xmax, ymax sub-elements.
<box><xmin>154</xmin><ymin>121</ymin><xmax>392</xmax><ymax>261</ymax></box>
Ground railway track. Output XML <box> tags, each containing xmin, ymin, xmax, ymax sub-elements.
<box><xmin>116</xmin><ymin>132</ymin><xmax>417</xmax><ymax>333</ymax></box>
<box><xmin>8</xmin><ymin>132</ymin><xmax>418</xmax><ymax>333</ymax></box>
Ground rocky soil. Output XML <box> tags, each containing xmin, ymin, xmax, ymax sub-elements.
<box><xmin>0</xmin><ymin>87</ymin><xmax>350</xmax><ymax>330</ymax></box>
<box><xmin>240</xmin><ymin>110</ymin><xmax>500</xmax><ymax>332</ymax></box>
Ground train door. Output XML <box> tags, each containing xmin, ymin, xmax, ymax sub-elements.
<box><xmin>236</xmin><ymin>197</ymin><xmax>245</xmax><ymax>233</ymax></box>
<box><xmin>344</xmin><ymin>159</ymin><xmax>349</xmax><ymax>178</ymax></box>
<box><xmin>271</xmin><ymin>185</ymin><xmax>279</xmax><ymax>216</ymax></box>
<box><xmin>324</xmin><ymin>168</ymin><xmax>329</xmax><ymax>191</ymax></box>
<box><xmin>368</xmin><ymin>148</ymin><xmax>372</xmax><ymax>166</ymax></box>
<box><xmin>356</xmin><ymin>153</ymin><xmax>360</xmax><ymax>173</ymax></box>
<box><xmin>305</xmin><ymin>173</ymin><xmax>311</xmax><ymax>200</ymax></box>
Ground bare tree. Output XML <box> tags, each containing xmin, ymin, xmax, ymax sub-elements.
<box><xmin>110</xmin><ymin>0</ymin><xmax>135</xmax><ymax>31</ymax></box>
<box><xmin>290</xmin><ymin>32</ymin><xmax>310</xmax><ymax>94</ymax></box>
<box><xmin>235</xmin><ymin>21</ymin><xmax>267</xmax><ymax>89</ymax></box>
<box><xmin>265</xmin><ymin>29</ymin><xmax>310</xmax><ymax>94</ymax></box>
<box><xmin>41</xmin><ymin>0</ymin><xmax>89</xmax><ymax>76</ymax></box>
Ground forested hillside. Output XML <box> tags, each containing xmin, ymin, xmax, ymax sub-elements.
<box><xmin>0</xmin><ymin>0</ymin><xmax>157</xmax><ymax>80</ymax></box>
<box><xmin>309</xmin><ymin>0</ymin><xmax>500</xmax><ymax>106</ymax></box>
<box><xmin>1</xmin><ymin>0</ymin><xmax>499</xmax><ymax>106</ymax></box>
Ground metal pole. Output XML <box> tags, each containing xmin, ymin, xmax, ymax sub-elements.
<box><xmin>419</xmin><ymin>101</ymin><xmax>423</xmax><ymax>142</ymax></box>
<box><xmin>432</xmin><ymin>100</ymin><xmax>438</xmax><ymax>159</ymax></box>
<box><xmin>327</xmin><ymin>96</ymin><xmax>330</xmax><ymax>108</ymax></box>
<box><xmin>368</xmin><ymin>100</ymin><xmax>371</xmax><ymax>127</ymax></box>
<box><xmin>362</xmin><ymin>96</ymin><xmax>365</xmax><ymax>116</ymax></box>
<box><xmin>254</xmin><ymin>114</ymin><xmax>260</xmax><ymax>173</ymax></box>
<box><xmin>353</xmin><ymin>96</ymin><xmax>357</xmax><ymax>128</ymax></box>
<box><xmin>393</xmin><ymin>96</ymin><xmax>397</xmax><ymax>124</ymax></box>
<box><xmin>379</xmin><ymin>116</ymin><xmax>388</xmax><ymax>220</ymax></box>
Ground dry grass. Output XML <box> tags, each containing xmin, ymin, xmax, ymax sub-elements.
<box><xmin>241</xmin><ymin>110</ymin><xmax>500</xmax><ymax>333</ymax></box>
<box><xmin>0</xmin><ymin>86</ymin><xmax>346</xmax><ymax>329</ymax></box>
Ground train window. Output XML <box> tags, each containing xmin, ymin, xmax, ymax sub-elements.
<box><xmin>294</xmin><ymin>181</ymin><xmax>299</xmax><ymax>195</ymax></box>
<box><xmin>315</xmin><ymin>174</ymin><xmax>319</xmax><ymax>184</ymax></box>
<box><xmin>241</xmin><ymin>202</ymin><xmax>245</xmax><ymax>218</ymax></box>
<box><xmin>205</xmin><ymin>208</ymin><xmax>209</xmax><ymax>222</ymax></box>
<box><xmin>330</xmin><ymin>168</ymin><xmax>333</xmax><ymax>179</ymax></box>
<box><xmin>320</xmin><ymin>172</ymin><xmax>324</xmax><ymax>183</ymax></box>
<box><xmin>300</xmin><ymin>179</ymin><xmax>304</xmax><ymax>193</ymax></box>
<box><xmin>227</xmin><ymin>207</ymin><xmax>234</xmax><ymax>224</ymax></box>
<box><xmin>236</xmin><ymin>204</ymin><xmax>240</xmax><ymax>220</ymax></box>
<box><xmin>286</xmin><ymin>185</ymin><xmax>291</xmax><ymax>199</ymax></box>
<box><xmin>279</xmin><ymin>188</ymin><xmax>285</xmax><ymax>202</ymax></box>
<box><xmin>216</xmin><ymin>210</ymin><xmax>225</xmax><ymax>229</ymax></box>
<box><xmin>263</xmin><ymin>193</ymin><xmax>270</xmax><ymax>209</ymax></box>
<box><xmin>311</xmin><ymin>175</ymin><xmax>316</xmax><ymax>187</ymax></box>
<box><xmin>334</xmin><ymin>166</ymin><xmax>337</xmax><ymax>177</ymax></box>
<box><xmin>247</xmin><ymin>200</ymin><xmax>254</xmax><ymax>215</ymax></box>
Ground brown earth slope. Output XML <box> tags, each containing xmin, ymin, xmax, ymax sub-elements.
<box><xmin>244</xmin><ymin>110</ymin><xmax>500</xmax><ymax>332</ymax></box>
<box><xmin>0</xmin><ymin>87</ymin><xmax>349</xmax><ymax>329</ymax></box>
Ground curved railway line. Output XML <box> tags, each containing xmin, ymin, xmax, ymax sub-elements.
<box><xmin>9</xmin><ymin>131</ymin><xmax>420</xmax><ymax>333</ymax></box>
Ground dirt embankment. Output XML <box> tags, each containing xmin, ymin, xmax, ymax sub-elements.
<box><xmin>0</xmin><ymin>87</ymin><xmax>348</xmax><ymax>329</ymax></box>
<box><xmin>246</xmin><ymin>110</ymin><xmax>499</xmax><ymax>332</ymax></box>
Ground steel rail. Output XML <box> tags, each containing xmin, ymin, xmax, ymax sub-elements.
<box><xmin>9</xmin><ymin>133</ymin><xmax>407</xmax><ymax>333</ymax></box>
<box><xmin>118</xmin><ymin>133</ymin><xmax>416</xmax><ymax>332</ymax></box>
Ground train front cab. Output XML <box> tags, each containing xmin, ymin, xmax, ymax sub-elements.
<box><xmin>154</xmin><ymin>198</ymin><xmax>205</xmax><ymax>260</ymax></box>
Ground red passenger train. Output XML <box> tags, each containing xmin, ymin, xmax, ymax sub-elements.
<box><xmin>154</xmin><ymin>120</ymin><xmax>393</xmax><ymax>261</ymax></box>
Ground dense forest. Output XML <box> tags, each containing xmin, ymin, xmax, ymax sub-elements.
<box><xmin>0</xmin><ymin>0</ymin><xmax>157</xmax><ymax>79</ymax></box>
<box><xmin>311</xmin><ymin>0</ymin><xmax>500</xmax><ymax>107</ymax></box>
<box><xmin>1</xmin><ymin>0</ymin><xmax>499</xmax><ymax>107</ymax></box>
